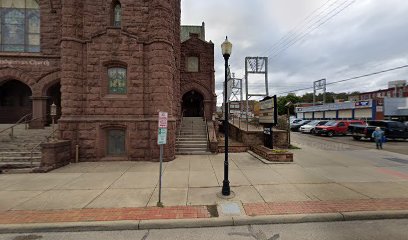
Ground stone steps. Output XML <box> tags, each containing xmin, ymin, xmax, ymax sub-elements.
<box><xmin>0</xmin><ymin>156</ymin><xmax>41</xmax><ymax>162</ymax></box>
<box><xmin>0</xmin><ymin>124</ymin><xmax>53</xmax><ymax>171</ymax></box>
<box><xmin>176</xmin><ymin>117</ymin><xmax>209</xmax><ymax>155</ymax></box>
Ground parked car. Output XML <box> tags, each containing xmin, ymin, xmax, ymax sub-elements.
<box><xmin>349</xmin><ymin>120</ymin><xmax>408</xmax><ymax>141</ymax></box>
<box><xmin>314</xmin><ymin>120</ymin><xmax>365</xmax><ymax>137</ymax></box>
<box><xmin>290</xmin><ymin>119</ymin><xmax>303</xmax><ymax>125</ymax></box>
<box><xmin>299</xmin><ymin>120</ymin><xmax>328</xmax><ymax>134</ymax></box>
<box><xmin>290</xmin><ymin>120</ymin><xmax>311</xmax><ymax>132</ymax></box>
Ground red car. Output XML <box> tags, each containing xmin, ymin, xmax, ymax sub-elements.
<box><xmin>314</xmin><ymin>120</ymin><xmax>366</xmax><ymax>137</ymax></box>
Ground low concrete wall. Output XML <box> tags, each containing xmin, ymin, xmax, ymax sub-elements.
<box><xmin>207</xmin><ymin>121</ymin><xmax>218</xmax><ymax>153</ymax></box>
<box><xmin>273</xmin><ymin>129</ymin><xmax>289</xmax><ymax>149</ymax></box>
<box><xmin>251</xmin><ymin>145</ymin><xmax>293</xmax><ymax>162</ymax></box>
<box><xmin>218</xmin><ymin>145</ymin><xmax>249</xmax><ymax>153</ymax></box>
<box><xmin>229</xmin><ymin>124</ymin><xmax>289</xmax><ymax>149</ymax></box>
<box><xmin>40</xmin><ymin>140</ymin><xmax>72</xmax><ymax>170</ymax></box>
<box><xmin>229</xmin><ymin>124</ymin><xmax>263</xmax><ymax>146</ymax></box>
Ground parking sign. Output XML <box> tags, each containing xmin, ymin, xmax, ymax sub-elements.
<box><xmin>157</xmin><ymin>112</ymin><xmax>168</xmax><ymax>145</ymax></box>
<box><xmin>158</xmin><ymin>112</ymin><xmax>168</xmax><ymax>128</ymax></box>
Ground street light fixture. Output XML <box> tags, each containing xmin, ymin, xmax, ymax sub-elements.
<box><xmin>50</xmin><ymin>102</ymin><xmax>57</xmax><ymax>142</ymax></box>
<box><xmin>220</xmin><ymin>36</ymin><xmax>233</xmax><ymax>197</ymax></box>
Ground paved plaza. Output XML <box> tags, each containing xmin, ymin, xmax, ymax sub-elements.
<box><xmin>1</xmin><ymin>132</ymin><xmax>408</xmax><ymax>231</ymax></box>
<box><xmin>1</xmin><ymin>136</ymin><xmax>407</xmax><ymax>212</ymax></box>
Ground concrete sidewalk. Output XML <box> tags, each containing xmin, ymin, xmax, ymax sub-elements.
<box><xmin>1</xmin><ymin>138</ymin><xmax>408</xmax><ymax>231</ymax></box>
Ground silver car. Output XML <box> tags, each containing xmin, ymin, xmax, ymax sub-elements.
<box><xmin>300</xmin><ymin>120</ymin><xmax>328</xmax><ymax>134</ymax></box>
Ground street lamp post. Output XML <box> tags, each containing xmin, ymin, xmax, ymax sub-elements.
<box><xmin>285</xmin><ymin>101</ymin><xmax>293</xmax><ymax>147</ymax></box>
<box><xmin>221</xmin><ymin>36</ymin><xmax>232</xmax><ymax>196</ymax></box>
<box><xmin>50</xmin><ymin>102</ymin><xmax>57</xmax><ymax>142</ymax></box>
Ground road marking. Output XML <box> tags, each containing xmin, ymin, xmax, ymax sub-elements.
<box><xmin>377</xmin><ymin>168</ymin><xmax>408</xmax><ymax>180</ymax></box>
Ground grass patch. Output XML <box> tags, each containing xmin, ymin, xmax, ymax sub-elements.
<box><xmin>288</xmin><ymin>144</ymin><xmax>301</xmax><ymax>149</ymax></box>
<box><xmin>271</xmin><ymin>149</ymin><xmax>289</xmax><ymax>154</ymax></box>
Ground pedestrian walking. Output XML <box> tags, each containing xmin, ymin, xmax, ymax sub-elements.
<box><xmin>371</xmin><ymin>127</ymin><xmax>384</xmax><ymax>150</ymax></box>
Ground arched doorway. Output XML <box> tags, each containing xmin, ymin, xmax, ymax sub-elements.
<box><xmin>182</xmin><ymin>90</ymin><xmax>204</xmax><ymax>117</ymax></box>
<box><xmin>45</xmin><ymin>82</ymin><xmax>61</xmax><ymax>125</ymax></box>
<box><xmin>0</xmin><ymin>80</ymin><xmax>32</xmax><ymax>123</ymax></box>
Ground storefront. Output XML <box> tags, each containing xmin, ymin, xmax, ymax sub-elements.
<box><xmin>296</xmin><ymin>100</ymin><xmax>376</xmax><ymax>120</ymax></box>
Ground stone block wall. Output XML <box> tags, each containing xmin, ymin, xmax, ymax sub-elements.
<box><xmin>58</xmin><ymin>0</ymin><xmax>181</xmax><ymax>162</ymax></box>
<box><xmin>180</xmin><ymin>34</ymin><xmax>216</xmax><ymax>120</ymax></box>
<box><xmin>0</xmin><ymin>0</ymin><xmax>213</xmax><ymax>162</ymax></box>
<box><xmin>229</xmin><ymin>124</ymin><xmax>263</xmax><ymax>146</ymax></box>
<box><xmin>207</xmin><ymin>120</ymin><xmax>218</xmax><ymax>153</ymax></box>
<box><xmin>229</xmin><ymin>124</ymin><xmax>289</xmax><ymax>149</ymax></box>
<box><xmin>40</xmin><ymin>140</ymin><xmax>72</xmax><ymax>169</ymax></box>
<box><xmin>0</xmin><ymin>0</ymin><xmax>62</xmax><ymax>127</ymax></box>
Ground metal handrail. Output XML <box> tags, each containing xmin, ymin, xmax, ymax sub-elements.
<box><xmin>203</xmin><ymin>109</ymin><xmax>210</xmax><ymax>151</ymax></box>
<box><xmin>0</xmin><ymin>113</ymin><xmax>42</xmax><ymax>138</ymax></box>
<box><xmin>29</xmin><ymin>127</ymin><xmax>59</xmax><ymax>168</ymax></box>
<box><xmin>178</xmin><ymin>110</ymin><xmax>186</xmax><ymax>139</ymax></box>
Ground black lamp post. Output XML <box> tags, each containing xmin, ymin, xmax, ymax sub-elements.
<box><xmin>221</xmin><ymin>36</ymin><xmax>232</xmax><ymax>196</ymax></box>
<box><xmin>285</xmin><ymin>101</ymin><xmax>293</xmax><ymax>147</ymax></box>
<box><xmin>50</xmin><ymin>102</ymin><xmax>57</xmax><ymax>142</ymax></box>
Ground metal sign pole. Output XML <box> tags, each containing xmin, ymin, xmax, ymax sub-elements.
<box><xmin>158</xmin><ymin>144</ymin><xmax>163</xmax><ymax>206</ymax></box>
<box><xmin>157</xmin><ymin>112</ymin><xmax>168</xmax><ymax>207</ymax></box>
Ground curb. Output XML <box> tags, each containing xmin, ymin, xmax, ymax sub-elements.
<box><xmin>1</xmin><ymin>210</ymin><xmax>408</xmax><ymax>234</ymax></box>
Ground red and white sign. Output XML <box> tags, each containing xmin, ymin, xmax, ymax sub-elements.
<box><xmin>158</xmin><ymin>112</ymin><xmax>168</xmax><ymax>128</ymax></box>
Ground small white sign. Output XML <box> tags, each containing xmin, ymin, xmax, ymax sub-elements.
<box><xmin>260</xmin><ymin>98</ymin><xmax>275</xmax><ymax>110</ymax></box>
<box><xmin>158</xmin><ymin>112</ymin><xmax>168</xmax><ymax>128</ymax></box>
<box><xmin>158</xmin><ymin>128</ymin><xmax>167</xmax><ymax>145</ymax></box>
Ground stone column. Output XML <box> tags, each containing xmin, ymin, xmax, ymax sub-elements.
<box><xmin>30</xmin><ymin>96</ymin><xmax>48</xmax><ymax>129</ymax></box>
<box><xmin>145</xmin><ymin>0</ymin><xmax>180</xmax><ymax>161</ymax></box>
<box><xmin>204</xmin><ymin>100</ymin><xmax>212</xmax><ymax>121</ymax></box>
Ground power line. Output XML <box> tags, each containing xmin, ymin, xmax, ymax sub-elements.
<box><xmin>229</xmin><ymin>0</ymin><xmax>339</xmax><ymax>68</ymax></box>
<box><xmin>230</xmin><ymin>0</ymin><xmax>356</xmax><ymax>78</ymax></box>
<box><xmin>268</xmin><ymin>0</ymin><xmax>356</xmax><ymax>59</ymax></box>
<box><xmin>275</xmin><ymin>64</ymin><xmax>408</xmax><ymax>95</ymax></box>
<box><xmin>260</xmin><ymin>0</ymin><xmax>335</xmax><ymax>57</ymax></box>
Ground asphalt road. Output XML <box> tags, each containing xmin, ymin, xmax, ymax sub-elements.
<box><xmin>1</xmin><ymin>219</ymin><xmax>407</xmax><ymax>240</ymax></box>
<box><xmin>292</xmin><ymin>132</ymin><xmax>408</xmax><ymax>155</ymax></box>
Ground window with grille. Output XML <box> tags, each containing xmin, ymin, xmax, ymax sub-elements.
<box><xmin>0</xmin><ymin>0</ymin><xmax>40</xmax><ymax>52</ymax></box>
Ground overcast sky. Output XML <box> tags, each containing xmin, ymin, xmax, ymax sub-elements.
<box><xmin>181</xmin><ymin>0</ymin><xmax>408</xmax><ymax>105</ymax></box>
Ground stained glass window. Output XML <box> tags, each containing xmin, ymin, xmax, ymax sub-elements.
<box><xmin>108</xmin><ymin>67</ymin><xmax>127</xmax><ymax>94</ymax></box>
<box><xmin>0</xmin><ymin>0</ymin><xmax>40</xmax><ymax>52</ymax></box>
<box><xmin>113</xmin><ymin>3</ymin><xmax>121</xmax><ymax>27</ymax></box>
<box><xmin>107</xmin><ymin>129</ymin><xmax>126</xmax><ymax>156</ymax></box>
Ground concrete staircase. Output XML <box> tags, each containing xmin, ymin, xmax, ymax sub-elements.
<box><xmin>0</xmin><ymin>124</ymin><xmax>53</xmax><ymax>172</ymax></box>
<box><xmin>176</xmin><ymin>117</ymin><xmax>210</xmax><ymax>155</ymax></box>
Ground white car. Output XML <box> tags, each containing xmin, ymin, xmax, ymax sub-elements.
<box><xmin>300</xmin><ymin>120</ymin><xmax>328</xmax><ymax>133</ymax></box>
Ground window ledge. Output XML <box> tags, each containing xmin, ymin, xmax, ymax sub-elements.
<box><xmin>104</xmin><ymin>94</ymin><xmax>128</xmax><ymax>99</ymax></box>
<box><xmin>101</xmin><ymin>156</ymin><xmax>128</xmax><ymax>161</ymax></box>
<box><xmin>0</xmin><ymin>52</ymin><xmax>58</xmax><ymax>58</ymax></box>
<box><xmin>107</xmin><ymin>26</ymin><xmax>121</xmax><ymax>30</ymax></box>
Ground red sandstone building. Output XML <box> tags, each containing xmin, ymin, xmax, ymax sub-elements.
<box><xmin>0</xmin><ymin>0</ymin><xmax>216</xmax><ymax>161</ymax></box>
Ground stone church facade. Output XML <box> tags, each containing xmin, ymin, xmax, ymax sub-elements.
<box><xmin>0</xmin><ymin>0</ymin><xmax>216</xmax><ymax>162</ymax></box>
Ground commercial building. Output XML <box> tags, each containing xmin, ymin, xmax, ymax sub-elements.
<box><xmin>0</xmin><ymin>0</ymin><xmax>215</xmax><ymax>162</ymax></box>
<box><xmin>384</xmin><ymin>97</ymin><xmax>408</xmax><ymax>121</ymax></box>
<box><xmin>295</xmin><ymin>100</ymin><xmax>377</xmax><ymax>120</ymax></box>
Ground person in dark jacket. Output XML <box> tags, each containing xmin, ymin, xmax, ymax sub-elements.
<box><xmin>372</xmin><ymin>127</ymin><xmax>384</xmax><ymax>150</ymax></box>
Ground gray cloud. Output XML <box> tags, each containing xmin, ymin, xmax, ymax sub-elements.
<box><xmin>182</xmin><ymin>0</ymin><xmax>408</xmax><ymax>105</ymax></box>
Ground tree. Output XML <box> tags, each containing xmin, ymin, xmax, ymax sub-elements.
<box><xmin>300</xmin><ymin>93</ymin><xmax>314</xmax><ymax>103</ymax></box>
<box><xmin>277</xmin><ymin>94</ymin><xmax>301</xmax><ymax>115</ymax></box>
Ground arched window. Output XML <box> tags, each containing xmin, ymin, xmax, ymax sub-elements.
<box><xmin>0</xmin><ymin>0</ymin><xmax>40</xmax><ymax>52</ymax></box>
<box><xmin>112</xmin><ymin>1</ymin><xmax>121</xmax><ymax>27</ymax></box>
<box><xmin>108</xmin><ymin>67</ymin><xmax>127</xmax><ymax>94</ymax></box>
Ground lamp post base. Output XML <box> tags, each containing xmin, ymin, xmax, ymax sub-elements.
<box><xmin>217</xmin><ymin>191</ymin><xmax>236</xmax><ymax>199</ymax></box>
